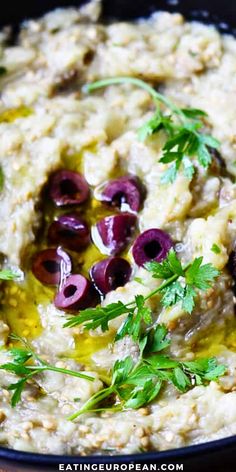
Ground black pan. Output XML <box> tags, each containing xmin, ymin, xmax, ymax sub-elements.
<box><xmin>0</xmin><ymin>1</ymin><xmax>235</xmax><ymax>471</ymax></box>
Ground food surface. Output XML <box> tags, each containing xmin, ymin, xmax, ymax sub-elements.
<box><xmin>0</xmin><ymin>0</ymin><xmax>236</xmax><ymax>456</ymax></box>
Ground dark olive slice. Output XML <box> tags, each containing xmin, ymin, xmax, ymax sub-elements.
<box><xmin>49</xmin><ymin>169</ymin><xmax>89</xmax><ymax>206</ymax></box>
<box><xmin>48</xmin><ymin>213</ymin><xmax>90</xmax><ymax>252</ymax></box>
<box><xmin>101</xmin><ymin>175</ymin><xmax>145</xmax><ymax>212</ymax></box>
<box><xmin>54</xmin><ymin>274</ymin><xmax>99</xmax><ymax>312</ymax></box>
<box><xmin>132</xmin><ymin>228</ymin><xmax>173</xmax><ymax>267</ymax></box>
<box><xmin>32</xmin><ymin>247</ymin><xmax>72</xmax><ymax>285</ymax></box>
<box><xmin>91</xmin><ymin>257</ymin><xmax>132</xmax><ymax>294</ymax></box>
<box><xmin>94</xmin><ymin>213</ymin><xmax>137</xmax><ymax>256</ymax></box>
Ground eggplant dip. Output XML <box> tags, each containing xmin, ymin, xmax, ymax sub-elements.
<box><xmin>0</xmin><ymin>0</ymin><xmax>236</xmax><ymax>456</ymax></box>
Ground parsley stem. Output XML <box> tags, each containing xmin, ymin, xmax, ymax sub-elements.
<box><xmin>67</xmin><ymin>385</ymin><xmax>115</xmax><ymax>420</ymax></box>
<box><xmin>143</xmin><ymin>262</ymin><xmax>192</xmax><ymax>302</ymax></box>
<box><xmin>26</xmin><ymin>365</ymin><xmax>94</xmax><ymax>381</ymax></box>
<box><xmin>81</xmin><ymin>405</ymin><xmax>122</xmax><ymax>413</ymax></box>
<box><xmin>84</xmin><ymin>77</ymin><xmax>186</xmax><ymax>121</ymax></box>
<box><xmin>143</xmin><ymin>272</ymin><xmax>180</xmax><ymax>301</ymax></box>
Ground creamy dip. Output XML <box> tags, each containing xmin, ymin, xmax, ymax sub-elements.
<box><xmin>0</xmin><ymin>0</ymin><xmax>236</xmax><ymax>456</ymax></box>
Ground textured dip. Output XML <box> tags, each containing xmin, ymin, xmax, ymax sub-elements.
<box><xmin>0</xmin><ymin>0</ymin><xmax>236</xmax><ymax>456</ymax></box>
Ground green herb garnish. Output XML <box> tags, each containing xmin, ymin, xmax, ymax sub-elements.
<box><xmin>64</xmin><ymin>249</ymin><xmax>220</xmax><ymax>335</ymax></box>
<box><xmin>84</xmin><ymin>77</ymin><xmax>220</xmax><ymax>183</ymax></box>
<box><xmin>68</xmin><ymin>324</ymin><xmax>226</xmax><ymax>420</ymax></box>
<box><xmin>211</xmin><ymin>244</ymin><xmax>221</xmax><ymax>254</ymax></box>
<box><xmin>0</xmin><ymin>268</ymin><xmax>21</xmax><ymax>281</ymax></box>
<box><xmin>0</xmin><ymin>334</ymin><xmax>94</xmax><ymax>407</ymax></box>
<box><xmin>145</xmin><ymin>249</ymin><xmax>220</xmax><ymax>314</ymax></box>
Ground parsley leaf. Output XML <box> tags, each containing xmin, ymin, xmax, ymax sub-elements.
<box><xmin>211</xmin><ymin>244</ymin><xmax>221</xmax><ymax>254</ymax></box>
<box><xmin>181</xmin><ymin>108</ymin><xmax>208</xmax><ymax>119</ymax></box>
<box><xmin>112</xmin><ymin>356</ymin><xmax>134</xmax><ymax>385</ymax></box>
<box><xmin>172</xmin><ymin>366</ymin><xmax>191</xmax><ymax>392</ymax></box>
<box><xmin>182</xmin><ymin>357</ymin><xmax>227</xmax><ymax>382</ymax></box>
<box><xmin>159</xmin><ymin>123</ymin><xmax>220</xmax><ymax>184</ymax></box>
<box><xmin>145</xmin><ymin>325</ymin><xmax>171</xmax><ymax>353</ymax></box>
<box><xmin>115</xmin><ymin>295</ymin><xmax>152</xmax><ymax>342</ymax></box>
<box><xmin>182</xmin><ymin>156</ymin><xmax>195</xmax><ymax>180</ymax></box>
<box><xmin>124</xmin><ymin>379</ymin><xmax>162</xmax><ymax>409</ymax></box>
<box><xmin>8</xmin><ymin>379</ymin><xmax>28</xmax><ymax>407</ymax></box>
<box><xmin>132</xmin><ymin>295</ymin><xmax>152</xmax><ymax>340</ymax></box>
<box><xmin>182</xmin><ymin>284</ymin><xmax>196</xmax><ymax>314</ymax></box>
<box><xmin>160</xmin><ymin>162</ymin><xmax>178</xmax><ymax>184</ymax></box>
<box><xmin>146</xmin><ymin>249</ymin><xmax>183</xmax><ymax>279</ymax></box>
<box><xmin>161</xmin><ymin>281</ymin><xmax>185</xmax><ymax>308</ymax></box>
<box><xmin>138</xmin><ymin>111</ymin><xmax>173</xmax><ymax>142</ymax></box>
<box><xmin>146</xmin><ymin>251</ymin><xmax>220</xmax><ymax>314</ymax></box>
<box><xmin>185</xmin><ymin>258</ymin><xmax>220</xmax><ymax>290</ymax></box>
<box><xmin>9</xmin><ymin>348</ymin><xmax>33</xmax><ymax>364</ymax></box>
<box><xmin>64</xmin><ymin>301</ymin><xmax>130</xmax><ymax>331</ymax></box>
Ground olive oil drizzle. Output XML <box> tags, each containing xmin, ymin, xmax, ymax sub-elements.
<box><xmin>0</xmin><ymin>106</ymin><xmax>32</xmax><ymax>123</ymax></box>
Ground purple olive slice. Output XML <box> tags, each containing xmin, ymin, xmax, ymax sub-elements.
<box><xmin>32</xmin><ymin>247</ymin><xmax>72</xmax><ymax>285</ymax></box>
<box><xmin>94</xmin><ymin>213</ymin><xmax>137</xmax><ymax>256</ymax></box>
<box><xmin>101</xmin><ymin>175</ymin><xmax>145</xmax><ymax>212</ymax></box>
<box><xmin>54</xmin><ymin>274</ymin><xmax>98</xmax><ymax>312</ymax></box>
<box><xmin>49</xmin><ymin>169</ymin><xmax>89</xmax><ymax>207</ymax></box>
<box><xmin>48</xmin><ymin>213</ymin><xmax>90</xmax><ymax>252</ymax></box>
<box><xmin>91</xmin><ymin>257</ymin><xmax>132</xmax><ymax>294</ymax></box>
<box><xmin>132</xmin><ymin>228</ymin><xmax>173</xmax><ymax>267</ymax></box>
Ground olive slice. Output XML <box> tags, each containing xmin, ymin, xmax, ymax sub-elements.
<box><xmin>49</xmin><ymin>169</ymin><xmax>89</xmax><ymax>207</ymax></box>
<box><xmin>93</xmin><ymin>213</ymin><xmax>137</xmax><ymax>256</ymax></box>
<box><xmin>132</xmin><ymin>229</ymin><xmax>173</xmax><ymax>267</ymax></box>
<box><xmin>91</xmin><ymin>257</ymin><xmax>132</xmax><ymax>294</ymax></box>
<box><xmin>32</xmin><ymin>247</ymin><xmax>72</xmax><ymax>285</ymax></box>
<box><xmin>101</xmin><ymin>175</ymin><xmax>145</xmax><ymax>212</ymax></box>
<box><xmin>54</xmin><ymin>274</ymin><xmax>99</xmax><ymax>312</ymax></box>
<box><xmin>48</xmin><ymin>213</ymin><xmax>90</xmax><ymax>252</ymax></box>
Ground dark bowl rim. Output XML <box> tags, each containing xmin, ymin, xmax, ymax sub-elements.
<box><xmin>0</xmin><ymin>433</ymin><xmax>236</xmax><ymax>465</ymax></box>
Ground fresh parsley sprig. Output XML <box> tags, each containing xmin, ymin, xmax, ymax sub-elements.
<box><xmin>2</xmin><ymin>326</ymin><xmax>225</xmax><ymax>418</ymax></box>
<box><xmin>68</xmin><ymin>324</ymin><xmax>226</xmax><ymax>420</ymax></box>
<box><xmin>64</xmin><ymin>250</ymin><xmax>220</xmax><ymax>336</ymax></box>
<box><xmin>159</xmin><ymin>120</ymin><xmax>219</xmax><ymax>183</ymax></box>
<box><xmin>0</xmin><ymin>334</ymin><xmax>94</xmax><ymax>407</ymax></box>
<box><xmin>84</xmin><ymin>77</ymin><xmax>220</xmax><ymax>183</ymax></box>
